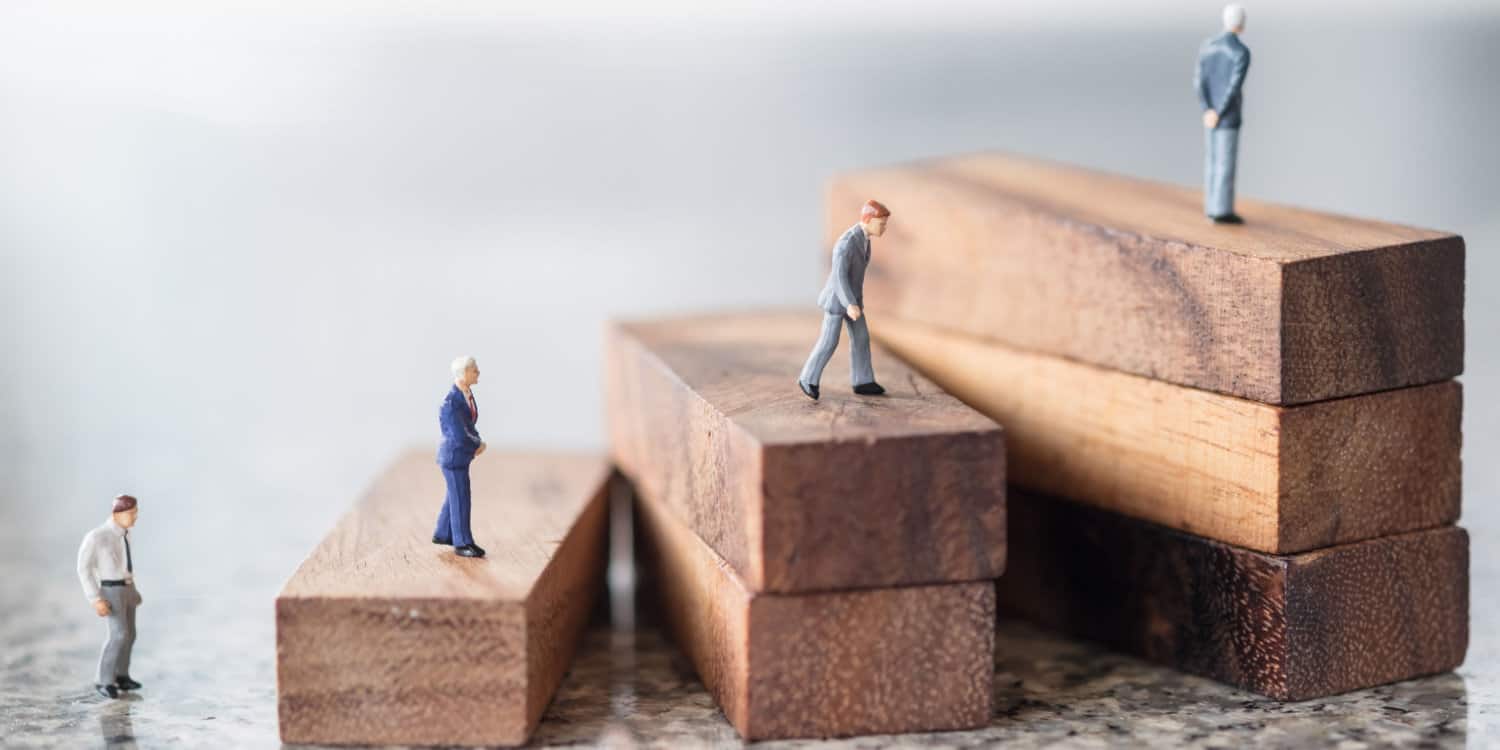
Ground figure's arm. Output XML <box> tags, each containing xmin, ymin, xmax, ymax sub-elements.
<box><xmin>77</xmin><ymin>534</ymin><xmax>104</xmax><ymax>611</ymax></box>
<box><xmin>1194</xmin><ymin>52</ymin><xmax>1211</xmax><ymax>110</ymax></box>
<box><xmin>463</xmin><ymin>401</ymin><xmax>482</xmax><ymax>448</ymax></box>
<box><xmin>1214</xmin><ymin>47</ymin><xmax>1250</xmax><ymax>114</ymax></box>
<box><xmin>831</xmin><ymin>236</ymin><xmax>857</xmax><ymax>309</ymax></box>
<box><xmin>439</xmin><ymin>398</ymin><xmax>462</xmax><ymax>444</ymax></box>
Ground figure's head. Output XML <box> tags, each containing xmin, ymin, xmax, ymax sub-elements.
<box><xmin>112</xmin><ymin>494</ymin><xmax>139</xmax><ymax>529</ymax></box>
<box><xmin>451</xmin><ymin>355</ymin><xmax>480</xmax><ymax>387</ymax></box>
<box><xmin>860</xmin><ymin>199</ymin><xmax>891</xmax><ymax>238</ymax></box>
<box><xmin>1222</xmin><ymin>4</ymin><xmax>1246</xmax><ymax>33</ymax></box>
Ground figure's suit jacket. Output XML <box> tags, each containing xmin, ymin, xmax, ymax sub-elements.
<box><xmin>437</xmin><ymin>385</ymin><xmax>481</xmax><ymax>469</ymax></box>
<box><xmin>1196</xmin><ymin>31</ymin><xmax>1251</xmax><ymax>128</ymax></box>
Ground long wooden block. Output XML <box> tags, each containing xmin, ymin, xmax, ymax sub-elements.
<box><xmin>876</xmin><ymin>317</ymin><xmax>1461</xmax><ymax>554</ymax></box>
<box><xmin>631</xmin><ymin>477</ymin><xmax>994</xmax><ymax>740</ymax></box>
<box><xmin>276</xmin><ymin>451</ymin><xmax>610</xmax><ymax>747</ymax></box>
<box><xmin>604</xmin><ymin>311</ymin><xmax>1006</xmax><ymax>593</ymax></box>
<box><xmin>828</xmin><ymin>152</ymin><xmax>1465</xmax><ymax>405</ymax></box>
<box><xmin>997</xmin><ymin>488</ymin><xmax>1469</xmax><ymax>701</ymax></box>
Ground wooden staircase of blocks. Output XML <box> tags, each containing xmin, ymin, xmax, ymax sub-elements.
<box><xmin>838</xmin><ymin>152</ymin><xmax>1467</xmax><ymax>705</ymax></box>
<box><xmin>274</xmin><ymin>152</ymin><xmax>1468</xmax><ymax>746</ymax></box>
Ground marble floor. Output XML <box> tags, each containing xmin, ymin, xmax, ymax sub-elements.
<box><xmin>0</xmin><ymin>539</ymin><xmax>1491</xmax><ymax>749</ymax></box>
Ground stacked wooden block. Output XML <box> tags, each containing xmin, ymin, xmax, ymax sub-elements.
<box><xmin>834</xmin><ymin>152</ymin><xmax>1470</xmax><ymax>701</ymax></box>
<box><xmin>604</xmin><ymin>312</ymin><xmax>1008</xmax><ymax>739</ymax></box>
<box><xmin>277</xmin><ymin>452</ymin><xmax>612</xmax><ymax>746</ymax></box>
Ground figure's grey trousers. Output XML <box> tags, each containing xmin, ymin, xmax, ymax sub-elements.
<box><xmin>1204</xmin><ymin>126</ymin><xmax>1240</xmax><ymax>218</ymax></box>
<box><xmin>799</xmin><ymin>311</ymin><xmax>875</xmax><ymax>388</ymax></box>
<box><xmin>96</xmin><ymin>584</ymin><xmax>138</xmax><ymax>685</ymax></box>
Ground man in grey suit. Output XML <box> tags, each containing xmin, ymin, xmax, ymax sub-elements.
<box><xmin>798</xmin><ymin>199</ymin><xmax>889</xmax><ymax>401</ymax></box>
<box><xmin>1196</xmin><ymin>4</ymin><xmax>1251</xmax><ymax>224</ymax></box>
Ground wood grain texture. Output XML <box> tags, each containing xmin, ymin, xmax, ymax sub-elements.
<box><xmin>828</xmin><ymin>151</ymin><xmax>1465</xmax><ymax>405</ymax></box>
<box><xmin>876</xmin><ymin>317</ymin><xmax>1462</xmax><ymax>554</ymax></box>
<box><xmin>997</xmin><ymin>489</ymin><xmax>1469</xmax><ymax>701</ymax></box>
<box><xmin>604</xmin><ymin>310</ymin><xmax>1006</xmax><ymax>593</ymax></box>
<box><xmin>631</xmin><ymin>477</ymin><xmax>994</xmax><ymax>740</ymax></box>
<box><xmin>277</xmin><ymin>450</ymin><xmax>610</xmax><ymax>747</ymax></box>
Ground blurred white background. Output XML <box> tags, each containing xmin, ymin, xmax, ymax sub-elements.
<box><xmin>2</xmin><ymin>0</ymin><xmax>1496</xmax><ymax>649</ymax></box>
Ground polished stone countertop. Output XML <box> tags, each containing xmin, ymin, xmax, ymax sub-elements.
<box><xmin>1</xmin><ymin>526</ymin><xmax>1494</xmax><ymax>750</ymax></box>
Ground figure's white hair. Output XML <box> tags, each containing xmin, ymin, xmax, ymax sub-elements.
<box><xmin>451</xmin><ymin>355</ymin><xmax>477</xmax><ymax>379</ymax></box>
<box><xmin>1223</xmin><ymin>4</ymin><xmax>1246</xmax><ymax>31</ymax></box>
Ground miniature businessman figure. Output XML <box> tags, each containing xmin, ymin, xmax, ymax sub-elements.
<box><xmin>434</xmin><ymin>355</ymin><xmax>487</xmax><ymax>557</ymax></box>
<box><xmin>798</xmin><ymin>199</ymin><xmax>890</xmax><ymax>401</ymax></box>
<box><xmin>1196</xmin><ymin>4</ymin><xmax>1251</xmax><ymax>223</ymax></box>
<box><xmin>77</xmin><ymin>494</ymin><xmax>144</xmax><ymax>699</ymax></box>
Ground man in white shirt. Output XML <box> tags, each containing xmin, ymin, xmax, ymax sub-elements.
<box><xmin>76</xmin><ymin>494</ymin><xmax>144</xmax><ymax>699</ymax></box>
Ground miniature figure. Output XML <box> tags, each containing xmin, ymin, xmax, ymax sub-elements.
<box><xmin>434</xmin><ymin>355</ymin><xmax>486</xmax><ymax>557</ymax></box>
<box><xmin>798</xmin><ymin>199</ymin><xmax>890</xmax><ymax>401</ymax></box>
<box><xmin>77</xmin><ymin>494</ymin><xmax>144</xmax><ymax>699</ymax></box>
<box><xmin>1196</xmin><ymin>4</ymin><xmax>1251</xmax><ymax>223</ymax></box>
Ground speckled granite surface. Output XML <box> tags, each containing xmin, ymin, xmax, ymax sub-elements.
<box><xmin>1</xmin><ymin>529</ymin><xmax>1494</xmax><ymax>750</ymax></box>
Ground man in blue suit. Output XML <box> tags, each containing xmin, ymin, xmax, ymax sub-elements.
<box><xmin>434</xmin><ymin>355</ymin><xmax>486</xmax><ymax>557</ymax></box>
<box><xmin>1196</xmin><ymin>4</ymin><xmax>1251</xmax><ymax>223</ymax></box>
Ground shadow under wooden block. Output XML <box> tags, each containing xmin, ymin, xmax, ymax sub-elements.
<box><xmin>630</xmin><ymin>476</ymin><xmax>994</xmax><ymax>740</ymax></box>
<box><xmin>276</xmin><ymin>450</ymin><xmax>610</xmax><ymax>747</ymax></box>
<box><xmin>828</xmin><ymin>151</ymin><xmax>1464</xmax><ymax>405</ymax></box>
<box><xmin>876</xmin><ymin>316</ymin><xmax>1462</xmax><ymax>554</ymax></box>
<box><xmin>605</xmin><ymin>310</ymin><xmax>1006</xmax><ymax>594</ymax></box>
<box><xmin>997</xmin><ymin>488</ymin><xmax>1469</xmax><ymax>701</ymax></box>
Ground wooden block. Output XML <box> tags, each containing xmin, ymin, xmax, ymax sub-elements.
<box><xmin>828</xmin><ymin>152</ymin><xmax>1465</xmax><ymax>405</ymax></box>
<box><xmin>276</xmin><ymin>450</ymin><xmax>610</xmax><ymax>747</ymax></box>
<box><xmin>876</xmin><ymin>317</ymin><xmax>1461</xmax><ymax>554</ymax></box>
<box><xmin>604</xmin><ymin>311</ymin><xmax>1006</xmax><ymax>593</ymax></box>
<box><xmin>631</xmin><ymin>477</ymin><xmax>994</xmax><ymax>740</ymax></box>
<box><xmin>997</xmin><ymin>488</ymin><xmax>1469</xmax><ymax>701</ymax></box>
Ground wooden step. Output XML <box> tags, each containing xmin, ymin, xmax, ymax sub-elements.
<box><xmin>876</xmin><ymin>317</ymin><xmax>1461</xmax><ymax>554</ymax></box>
<box><xmin>827</xmin><ymin>152</ymin><xmax>1464</xmax><ymax>405</ymax></box>
<box><xmin>276</xmin><ymin>450</ymin><xmax>610</xmax><ymax>747</ymax></box>
<box><xmin>997</xmin><ymin>488</ymin><xmax>1469</xmax><ymax>701</ymax></box>
<box><xmin>631</xmin><ymin>477</ymin><xmax>994</xmax><ymax>740</ymax></box>
<box><xmin>604</xmin><ymin>311</ymin><xmax>1007</xmax><ymax>593</ymax></box>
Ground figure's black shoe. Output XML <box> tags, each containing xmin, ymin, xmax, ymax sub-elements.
<box><xmin>1210</xmin><ymin>213</ymin><xmax>1244</xmax><ymax>224</ymax></box>
<box><xmin>853</xmin><ymin>382</ymin><xmax>886</xmax><ymax>396</ymax></box>
<box><xmin>96</xmin><ymin>684</ymin><xmax>119</xmax><ymax>699</ymax></box>
<box><xmin>432</xmin><ymin>535</ymin><xmax>452</xmax><ymax>545</ymax></box>
<box><xmin>115</xmin><ymin>676</ymin><xmax>142</xmax><ymax>691</ymax></box>
<box><xmin>798</xmin><ymin>381</ymin><xmax>820</xmax><ymax>401</ymax></box>
<box><xmin>455</xmin><ymin>544</ymin><xmax>486</xmax><ymax>558</ymax></box>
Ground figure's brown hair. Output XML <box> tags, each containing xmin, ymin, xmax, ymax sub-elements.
<box><xmin>860</xmin><ymin>199</ymin><xmax>891</xmax><ymax>221</ymax></box>
<box><xmin>112</xmin><ymin>494</ymin><xmax>138</xmax><ymax>513</ymax></box>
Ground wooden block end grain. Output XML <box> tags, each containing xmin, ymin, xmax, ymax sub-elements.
<box><xmin>829</xmin><ymin>151</ymin><xmax>1465</xmax><ymax>404</ymax></box>
<box><xmin>605</xmin><ymin>310</ymin><xmax>1006</xmax><ymax>593</ymax></box>
<box><xmin>276</xmin><ymin>451</ymin><xmax>610</xmax><ymax>747</ymax></box>
<box><xmin>997</xmin><ymin>489</ymin><xmax>1469</xmax><ymax>701</ymax></box>
<box><xmin>631</xmin><ymin>477</ymin><xmax>994</xmax><ymax>740</ymax></box>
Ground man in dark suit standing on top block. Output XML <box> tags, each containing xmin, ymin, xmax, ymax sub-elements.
<box><xmin>1196</xmin><ymin>4</ymin><xmax>1251</xmax><ymax>223</ymax></box>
